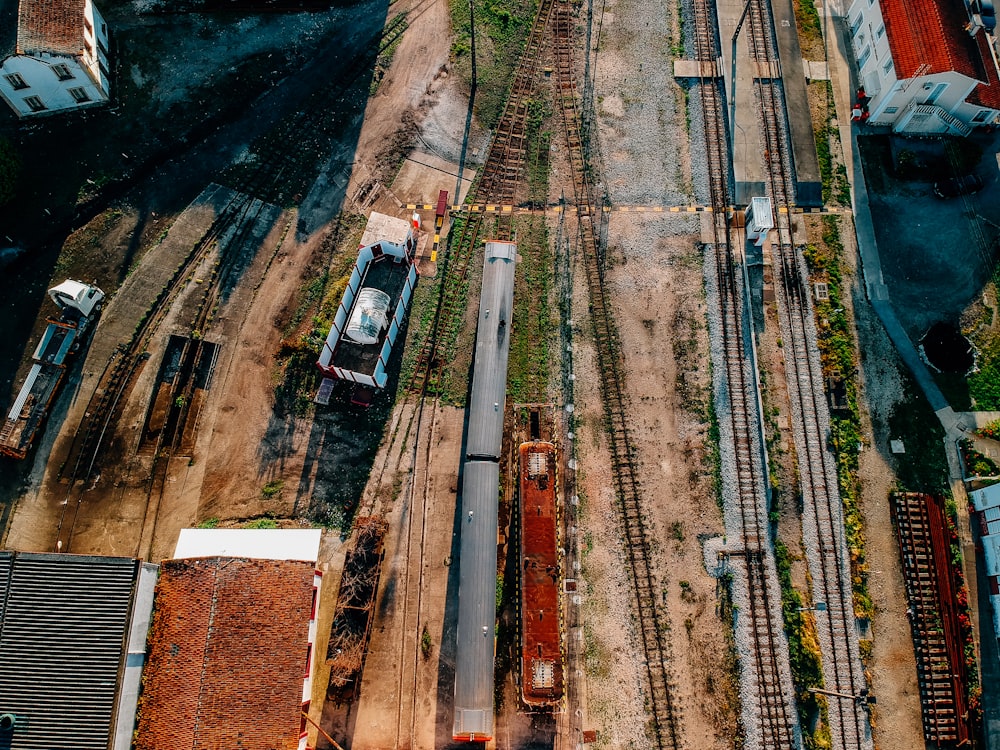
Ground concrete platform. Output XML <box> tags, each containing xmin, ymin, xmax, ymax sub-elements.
<box><xmin>718</xmin><ymin>0</ymin><xmax>823</xmax><ymax>206</ymax></box>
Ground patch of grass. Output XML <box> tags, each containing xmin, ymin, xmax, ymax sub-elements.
<box><xmin>245</xmin><ymin>517</ymin><xmax>279</xmax><ymax>529</ymax></box>
<box><xmin>421</xmin><ymin>624</ymin><xmax>433</xmax><ymax>659</ymax></box>
<box><xmin>968</xmin><ymin>336</ymin><xmax>1000</xmax><ymax>409</ymax></box>
<box><xmin>802</xmin><ymin>217</ymin><xmax>873</xmax><ymax>622</ymax></box>
<box><xmin>774</xmin><ymin>539</ymin><xmax>830</xmax><ymax>748</ymax></box>
<box><xmin>507</xmin><ymin>217</ymin><xmax>553</xmax><ymax>402</ymax></box>
<box><xmin>448</xmin><ymin>0</ymin><xmax>539</xmax><ymax>129</ymax></box>
<box><xmin>261</xmin><ymin>480</ymin><xmax>284</xmax><ymax>499</ymax></box>
<box><xmin>273</xmin><ymin>215</ymin><xmax>365</xmax><ymax>415</ymax></box>
<box><xmin>810</xmin><ymin>82</ymin><xmax>851</xmax><ymax>206</ymax></box>
<box><xmin>196</xmin><ymin>517</ymin><xmax>220</xmax><ymax>529</ymax></box>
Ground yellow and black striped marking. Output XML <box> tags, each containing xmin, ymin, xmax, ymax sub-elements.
<box><xmin>405</xmin><ymin>202</ymin><xmax>853</xmax><ymax>216</ymax></box>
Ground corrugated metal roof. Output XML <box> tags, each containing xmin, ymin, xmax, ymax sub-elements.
<box><xmin>0</xmin><ymin>552</ymin><xmax>139</xmax><ymax>750</ymax></box>
<box><xmin>453</xmin><ymin>460</ymin><xmax>500</xmax><ymax>740</ymax></box>
<box><xmin>465</xmin><ymin>242</ymin><xmax>517</xmax><ymax>458</ymax></box>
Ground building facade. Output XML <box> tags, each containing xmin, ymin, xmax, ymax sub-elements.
<box><xmin>0</xmin><ymin>0</ymin><xmax>110</xmax><ymax>117</ymax></box>
<box><xmin>847</xmin><ymin>0</ymin><xmax>1000</xmax><ymax>134</ymax></box>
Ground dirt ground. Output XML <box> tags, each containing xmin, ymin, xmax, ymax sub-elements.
<box><xmin>0</xmin><ymin>0</ymin><xmax>974</xmax><ymax>747</ymax></box>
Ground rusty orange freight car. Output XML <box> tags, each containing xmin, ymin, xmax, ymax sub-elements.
<box><xmin>518</xmin><ymin>440</ymin><xmax>564</xmax><ymax>707</ymax></box>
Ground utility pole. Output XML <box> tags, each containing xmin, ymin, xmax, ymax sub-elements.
<box><xmin>730</xmin><ymin>0</ymin><xmax>754</xmax><ymax>157</ymax></box>
<box><xmin>469</xmin><ymin>0</ymin><xmax>477</xmax><ymax>93</ymax></box>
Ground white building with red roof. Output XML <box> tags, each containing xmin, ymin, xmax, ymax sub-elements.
<box><xmin>847</xmin><ymin>0</ymin><xmax>1000</xmax><ymax>133</ymax></box>
<box><xmin>0</xmin><ymin>0</ymin><xmax>110</xmax><ymax>117</ymax></box>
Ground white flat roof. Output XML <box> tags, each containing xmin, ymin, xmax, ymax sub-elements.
<box><xmin>173</xmin><ymin>529</ymin><xmax>322</xmax><ymax>562</ymax></box>
<box><xmin>359</xmin><ymin>211</ymin><xmax>411</xmax><ymax>248</ymax></box>
<box><xmin>984</xmin><ymin>533</ymin><xmax>1000</xmax><ymax>578</ymax></box>
<box><xmin>971</xmin><ymin>482</ymin><xmax>1000</xmax><ymax>513</ymax></box>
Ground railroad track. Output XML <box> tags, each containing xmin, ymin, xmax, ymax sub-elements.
<box><xmin>51</xmin><ymin>1</ymin><xmax>431</xmax><ymax>551</ymax></box>
<box><xmin>890</xmin><ymin>492</ymin><xmax>969</xmax><ymax>746</ymax></box>
<box><xmin>347</xmin><ymin>3</ymin><xmax>557</xmax><ymax>746</ymax></box>
<box><xmin>741</xmin><ymin>0</ymin><xmax>871</xmax><ymax>745</ymax></box>
<box><xmin>551</xmin><ymin>1</ymin><xmax>680</xmax><ymax>747</ymax></box>
<box><xmin>688</xmin><ymin>0</ymin><xmax>801</xmax><ymax>743</ymax></box>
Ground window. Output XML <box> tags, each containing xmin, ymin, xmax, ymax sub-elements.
<box><xmin>68</xmin><ymin>87</ymin><xmax>90</xmax><ymax>103</ymax></box>
<box><xmin>876</xmin><ymin>23</ymin><xmax>886</xmax><ymax>39</ymax></box>
<box><xmin>858</xmin><ymin>45</ymin><xmax>872</xmax><ymax>68</ymax></box>
<box><xmin>84</xmin><ymin>17</ymin><xmax>92</xmax><ymax>35</ymax></box>
<box><xmin>23</xmin><ymin>95</ymin><xmax>45</xmax><ymax>112</ymax></box>
<box><xmin>4</xmin><ymin>73</ymin><xmax>28</xmax><ymax>90</ymax></box>
<box><xmin>850</xmin><ymin>14</ymin><xmax>864</xmax><ymax>35</ymax></box>
<box><xmin>304</xmin><ymin>645</ymin><xmax>312</xmax><ymax>677</ymax></box>
<box><xmin>883</xmin><ymin>58</ymin><xmax>894</xmax><ymax>75</ymax></box>
<box><xmin>885</xmin><ymin>106</ymin><xmax>899</xmax><ymax>114</ymax></box>
<box><xmin>51</xmin><ymin>63</ymin><xmax>74</xmax><ymax>81</ymax></box>
<box><xmin>973</xmin><ymin>109</ymin><xmax>992</xmax><ymax>122</ymax></box>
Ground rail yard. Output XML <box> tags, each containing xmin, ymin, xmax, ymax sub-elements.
<box><xmin>0</xmin><ymin>0</ymin><xmax>995</xmax><ymax>747</ymax></box>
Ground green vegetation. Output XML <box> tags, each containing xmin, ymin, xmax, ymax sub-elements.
<box><xmin>448</xmin><ymin>0</ymin><xmax>539</xmax><ymax>128</ymax></box>
<box><xmin>273</xmin><ymin>215</ymin><xmax>365</xmax><ymax>415</ymax></box>
<box><xmin>0</xmin><ymin>137</ymin><xmax>20</xmax><ymax>207</ymax></box>
<box><xmin>774</xmin><ymin>540</ymin><xmax>830</xmax><ymax>749</ymax></box>
<box><xmin>261</xmin><ymin>479</ymin><xmax>284</xmax><ymax>499</ymax></box>
<box><xmin>969</xmin><ymin>338</ymin><xmax>1000</xmax><ymax>409</ymax></box>
<box><xmin>811</xmin><ymin>83</ymin><xmax>851</xmax><ymax>207</ymax></box>
<box><xmin>960</xmin><ymin>438</ymin><xmax>1000</xmax><ymax>477</ymax></box>
<box><xmin>802</xmin><ymin>217</ymin><xmax>872</xmax><ymax>621</ymax></box>
<box><xmin>421</xmin><ymin>624</ymin><xmax>433</xmax><ymax>659</ymax></box>
<box><xmin>245</xmin><ymin>517</ymin><xmax>279</xmax><ymax>529</ymax></box>
<box><xmin>794</xmin><ymin>0</ymin><xmax>823</xmax><ymax>46</ymax></box>
<box><xmin>196</xmin><ymin>517</ymin><xmax>220</xmax><ymax>529</ymax></box>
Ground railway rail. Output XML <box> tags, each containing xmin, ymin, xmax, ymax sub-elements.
<box><xmin>50</xmin><ymin>3</ymin><xmax>428</xmax><ymax>553</ymax></box>
<box><xmin>688</xmin><ymin>0</ymin><xmax>802</xmax><ymax>743</ymax></box>
<box><xmin>740</xmin><ymin>0</ymin><xmax>872</xmax><ymax>745</ymax></box>
<box><xmin>551</xmin><ymin>1</ymin><xmax>680</xmax><ymax>747</ymax></box>
<box><xmin>890</xmin><ymin>492</ymin><xmax>970</xmax><ymax>745</ymax></box>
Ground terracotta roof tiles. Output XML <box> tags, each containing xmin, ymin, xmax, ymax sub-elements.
<box><xmin>135</xmin><ymin>557</ymin><xmax>314</xmax><ymax>750</ymax></box>
<box><xmin>17</xmin><ymin>0</ymin><xmax>87</xmax><ymax>56</ymax></box>
<box><xmin>881</xmin><ymin>0</ymin><xmax>978</xmax><ymax>77</ymax></box>
<box><xmin>970</xmin><ymin>31</ymin><xmax>1000</xmax><ymax>108</ymax></box>
<box><xmin>881</xmin><ymin>0</ymin><xmax>1000</xmax><ymax>110</ymax></box>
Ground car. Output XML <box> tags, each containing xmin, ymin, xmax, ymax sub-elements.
<box><xmin>933</xmin><ymin>173</ymin><xmax>985</xmax><ymax>198</ymax></box>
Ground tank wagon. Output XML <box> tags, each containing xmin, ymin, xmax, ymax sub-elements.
<box><xmin>452</xmin><ymin>241</ymin><xmax>517</xmax><ymax>743</ymax></box>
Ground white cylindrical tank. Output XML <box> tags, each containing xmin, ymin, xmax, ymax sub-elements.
<box><xmin>345</xmin><ymin>288</ymin><xmax>391</xmax><ymax>345</ymax></box>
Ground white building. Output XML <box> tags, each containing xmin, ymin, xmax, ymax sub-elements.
<box><xmin>847</xmin><ymin>0</ymin><xmax>1000</xmax><ymax>134</ymax></box>
<box><xmin>0</xmin><ymin>0</ymin><xmax>110</xmax><ymax>118</ymax></box>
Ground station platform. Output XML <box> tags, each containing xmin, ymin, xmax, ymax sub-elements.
<box><xmin>714</xmin><ymin>0</ymin><xmax>824</xmax><ymax>206</ymax></box>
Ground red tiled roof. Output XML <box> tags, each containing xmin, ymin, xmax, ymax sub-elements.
<box><xmin>969</xmin><ymin>31</ymin><xmax>1000</xmax><ymax>109</ymax></box>
<box><xmin>881</xmin><ymin>0</ymin><xmax>1000</xmax><ymax>110</ymax></box>
<box><xmin>135</xmin><ymin>558</ymin><xmax>314</xmax><ymax>750</ymax></box>
<box><xmin>16</xmin><ymin>0</ymin><xmax>87</xmax><ymax>56</ymax></box>
<box><xmin>881</xmin><ymin>0</ymin><xmax>979</xmax><ymax>78</ymax></box>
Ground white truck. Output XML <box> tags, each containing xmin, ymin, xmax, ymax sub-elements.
<box><xmin>0</xmin><ymin>280</ymin><xmax>105</xmax><ymax>459</ymax></box>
